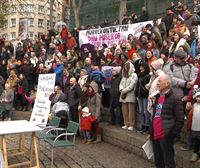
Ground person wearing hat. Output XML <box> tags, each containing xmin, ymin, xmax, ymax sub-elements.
<box><xmin>187</xmin><ymin>85</ymin><xmax>200</xmax><ymax>162</ymax></box>
<box><xmin>168</xmin><ymin>48</ymin><xmax>196</xmax><ymax>147</ymax></box>
<box><xmin>146</xmin><ymin>58</ymin><xmax>165</xmax><ymax>114</ymax></box>
<box><xmin>169</xmin><ymin>48</ymin><xmax>196</xmax><ymax>102</ymax></box>
<box><xmin>80</xmin><ymin>107</ymin><xmax>97</xmax><ymax>144</ymax></box>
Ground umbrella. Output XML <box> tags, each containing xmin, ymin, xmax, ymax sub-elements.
<box><xmin>54</xmin><ymin>21</ymin><xmax>67</xmax><ymax>30</ymax></box>
<box><xmin>80</xmin><ymin>43</ymin><xmax>95</xmax><ymax>52</ymax></box>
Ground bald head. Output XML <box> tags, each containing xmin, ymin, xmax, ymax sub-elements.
<box><xmin>70</xmin><ymin>77</ymin><xmax>77</xmax><ymax>86</ymax></box>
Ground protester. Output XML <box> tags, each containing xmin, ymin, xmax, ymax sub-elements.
<box><xmin>135</xmin><ymin>61</ymin><xmax>151</xmax><ymax>133</ymax></box>
<box><xmin>188</xmin><ymin>85</ymin><xmax>200</xmax><ymax>162</ymax></box>
<box><xmin>119</xmin><ymin>61</ymin><xmax>138</xmax><ymax>131</ymax></box>
<box><xmin>0</xmin><ymin>83</ymin><xmax>14</xmax><ymax>121</ymax></box>
<box><xmin>80</xmin><ymin>107</ymin><xmax>97</xmax><ymax>144</ymax></box>
<box><xmin>148</xmin><ymin>74</ymin><xmax>184</xmax><ymax>168</ymax></box>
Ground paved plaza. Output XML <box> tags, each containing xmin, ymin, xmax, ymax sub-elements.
<box><xmin>5</xmin><ymin>134</ymin><xmax>154</xmax><ymax>168</ymax></box>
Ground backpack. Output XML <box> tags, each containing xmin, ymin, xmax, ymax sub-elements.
<box><xmin>170</xmin><ymin>63</ymin><xmax>192</xmax><ymax>72</ymax></box>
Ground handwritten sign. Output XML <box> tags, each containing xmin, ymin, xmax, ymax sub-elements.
<box><xmin>79</xmin><ymin>20</ymin><xmax>154</xmax><ymax>48</ymax></box>
<box><xmin>30</xmin><ymin>74</ymin><xmax>56</xmax><ymax>125</ymax></box>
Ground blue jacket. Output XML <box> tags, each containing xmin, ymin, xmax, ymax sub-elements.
<box><xmin>54</xmin><ymin>64</ymin><xmax>64</xmax><ymax>85</ymax></box>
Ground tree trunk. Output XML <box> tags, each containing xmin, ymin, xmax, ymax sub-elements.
<box><xmin>71</xmin><ymin>0</ymin><xmax>82</xmax><ymax>28</ymax></box>
<box><xmin>119</xmin><ymin>0</ymin><xmax>127</xmax><ymax>24</ymax></box>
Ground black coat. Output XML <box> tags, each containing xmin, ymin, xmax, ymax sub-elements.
<box><xmin>149</xmin><ymin>90</ymin><xmax>184</xmax><ymax>140</ymax></box>
<box><xmin>110</xmin><ymin>74</ymin><xmax>121</xmax><ymax>108</ymax></box>
<box><xmin>65</xmin><ymin>85</ymin><xmax>81</xmax><ymax>109</ymax></box>
<box><xmin>135</xmin><ymin>73</ymin><xmax>150</xmax><ymax>98</ymax></box>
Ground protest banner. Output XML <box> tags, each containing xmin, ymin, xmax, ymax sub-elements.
<box><xmin>30</xmin><ymin>74</ymin><xmax>56</xmax><ymax>125</ymax></box>
<box><xmin>79</xmin><ymin>20</ymin><xmax>153</xmax><ymax>48</ymax></box>
<box><xmin>101</xmin><ymin>66</ymin><xmax>113</xmax><ymax>89</ymax></box>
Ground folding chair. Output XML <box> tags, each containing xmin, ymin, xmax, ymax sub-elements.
<box><xmin>44</xmin><ymin>121</ymin><xmax>79</xmax><ymax>168</ymax></box>
<box><xmin>37</xmin><ymin>116</ymin><xmax>61</xmax><ymax>140</ymax></box>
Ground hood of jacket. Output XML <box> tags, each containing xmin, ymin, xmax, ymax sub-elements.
<box><xmin>122</xmin><ymin>61</ymin><xmax>135</xmax><ymax>77</ymax></box>
<box><xmin>89</xmin><ymin>81</ymin><xmax>98</xmax><ymax>93</ymax></box>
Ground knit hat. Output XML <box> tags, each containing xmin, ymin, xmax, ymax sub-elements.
<box><xmin>151</xmin><ymin>58</ymin><xmax>164</xmax><ymax>70</ymax></box>
<box><xmin>82</xmin><ymin>107</ymin><xmax>89</xmax><ymax>113</ymax></box>
<box><xmin>193</xmin><ymin>85</ymin><xmax>200</xmax><ymax>99</ymax></box>
<box><xmin>80</xmin><ymin>69</ymin><xmax>88</xmax><ymax>75</ymax></box>
<box><xmin>174</xmin><ymin>49</ymin><xmax>187</xmax><ymax>58</ymax></box>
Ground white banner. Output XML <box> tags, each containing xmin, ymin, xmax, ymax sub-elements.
<box><xmin>79</xmin><ymin>20</ymin><xmax>153</xmax><ymax>48</ymax></box>
<box><xmin>30</xmin><ymin>74</ymin><xmax>56</xmax><ymax>125</ymax></box>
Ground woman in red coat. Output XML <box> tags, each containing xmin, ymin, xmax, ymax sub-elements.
<box><xmin>80</xmin><ymin>107</ymin><xmax>97</xmax><ymax>144</ymax></box>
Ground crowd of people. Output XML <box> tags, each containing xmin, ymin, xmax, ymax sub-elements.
<box><xmin>0</xmin><ymin>0</ymin><xmax>200</xmax><ymax>167</ymax></box>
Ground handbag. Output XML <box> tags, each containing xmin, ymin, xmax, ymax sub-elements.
<box><xmin>121</xmin><ymin>93</ymin><xmax>127</xmax><ymax>100</ymax></box>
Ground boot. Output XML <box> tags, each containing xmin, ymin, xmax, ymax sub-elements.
<box><xmin>190</xmin><ymin>153</ymin><xmax>198</xmax><ymax>162</ymax></box>
<box><xmin>93</xmin><ymin>134</ymin><xmax>102</xmax><ymax>144</ymax></box>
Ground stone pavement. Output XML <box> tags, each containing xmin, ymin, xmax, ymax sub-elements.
<box><xmin>6</xmin><ymin>134</ymin><xmax>154</xmax><ymax>168</ymax></box>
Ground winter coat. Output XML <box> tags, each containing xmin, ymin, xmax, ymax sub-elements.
<box><xmin>66</xmin><ymin>36</ymin><xmax>77</xmax><ymax>50</ymax></box>
<box><xmin>169</xmin><ymin>38</ymin><xmax>190</xmax><ymax>56</ymax></box>
<box><xmin>168</xmin><ymin>62</ymin><xmax>196</xmax><ymax>98</ymax></box>
<box><xmin>61</xmin><ymin>27</ymin><xmax>68</xmax><ymax>40</ymax></box>
<box><xmin>65</xmin><ymin>85</ymin><xmax>81</xmax><ymax>109</ymax></box>
<box><xmin>6</xmin><ymin>75</ymin><xmax>18</xmax><ymax>91</ymax></box>
<box><xmin>53</xmin><ymin>64</ymin><xmax>64</xmax><ymax>85</ymax></box>
<box><xmin>149</xmin><ymin>90</ymin><xmax>184</xmax><ymax>140</ymax></box>
<box><xmin>110</xmin><ymin>74</ymin><xmax>121</xmax><ymax>108</ymax></box>
<box><xmin>78</xmin><ymin>75</ymin><xmax>88</xmax><ymax>90</ymax></box>
<box><xmin>80</xmin><ymin>114</ymin><xmax>97</xmax><ymax>131</ymax></box>
<box><xmin>18</xmin><ymin>79</ymin><xmax>29</xmax><ymax>95</ymax></box>
<box><xmin>135</xmin><ymin>69</ymin><xmax>150</xmax><ymax>98</ymax></box>
<box><xmin>87</xmin><ymin>81</ymin><xmax>101</xmax><ymax>121</ymax></box>
<box><xmin>51</xmin><ymin>101</ymin><xmax>70</xmax><ymax>119</ymax></box>
<box><xmin>146</xmin><ymin>70</ymin><xmax>165</xmax><ymax>113</ymax></box>
<box><xmin>187</xmin><ymin>69</ymin><xmax>200</xmax><ymax>103</ymax></box>
<box><xmin>49</xmin><ymin>92</ymin><xmax>66</xmax><ymax>106</ymax></box>
<box><xmin>119</xmin><ymin>61</ymin><xmax>138</xmax><ymax>103</ymax></box>
<box><xmin>0</xmin><ymin>89</ymin><xmax>14</xmax><ymax>110</ymax></box>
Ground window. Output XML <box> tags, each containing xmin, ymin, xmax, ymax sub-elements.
<box><xmin>38</xmin><ymin>19</ymin><xmax>44</xmax><ymax>27</ymax></box>
<box><xmin>11</xmin><ymin>32</ymin><xmax>16</xmax><ymax>40</ymax></box>
<box><xmin>19</xmin><ymin>4</ymin><xmax>34</xmax><ymax>13</ymax></box>
<box><xmin>2</xmin><ymin>34</ymin><xmax>8</xmax><ymax>40</ymax></box>
<box><xmin>47</xmin><ymin>20</ymin><xmax>50</xmax><ymax>29</ymax></box>
<box><xmin>10</xmin><ymin>6</ymin><xmax>16</xmax><ymax>13</ymax></box>
<box><xmin>11</xmin><ymin>18</ymin><xmax>16</xmax><ymax>27</ymax></box>
<box><xmin>38</xmin><ymin>5</ymin><xmax>45</xmax><ymax>14</ymax></box>
<box><xmin>29</xmin><ymin>32</ymin><xmax>34</xmax><ymax>39</ymax></box>
<box><xmin>3</xmin><ymin>20</ymin><xmax>8</xmax><ymax>29</ymax></box>
<box><xmin>28</xmin><ymin>18</ymin><xmax>34</xmax><ymax>27</ymax></box>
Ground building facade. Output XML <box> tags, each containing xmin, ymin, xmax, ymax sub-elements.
<box><xmin>68</xmin><ymin>0</ymin><xmax>193</xmax><ymax>29</ymax></box>
<box><xmin>0</xmin><ymin>0</ymin><xmax>63</xmax><ymax>41</ymax></box>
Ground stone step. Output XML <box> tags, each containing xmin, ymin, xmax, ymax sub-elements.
<box><xmin>12</xmin><ymin>110</ymin><xmax>32</xmax><ymax>121</ymax></box>
<box><xmin>100</xmin><ymin>122</ymin><xmax>200</xmax><ymax>168</ymax></box>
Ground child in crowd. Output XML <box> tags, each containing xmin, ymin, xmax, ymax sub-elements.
<box><xmin>189</xmin><ymin>85</ymin><xmax>200</xmax><ymax>162</ymax></box>
<box><xmin>25</xmin><ymin>88</ymin><xmax>37</xmax><ymax>109</ymax></box>
<box><xmin>80</xmin><ymin>107</ymin><xmax>97</xmax><ymax>144</ymax></box>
